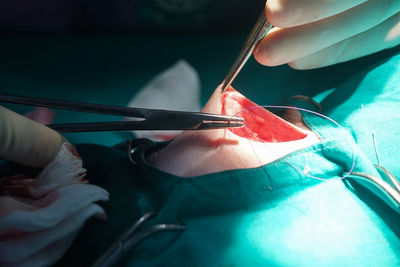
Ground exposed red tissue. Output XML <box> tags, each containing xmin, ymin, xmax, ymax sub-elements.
<box><xmin>221</xmin><ymin>88</ymin><xmax>307</xmax><ymax>143</ymax></box>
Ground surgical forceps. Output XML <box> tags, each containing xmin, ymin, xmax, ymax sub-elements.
<box><xmin>349</xmin><ymin>164</ymin><xmax>400</xmax><ymax>211</ymax></box>
<box><xmin>0</xmin><ymin>94</ymin><xmax>244</xmax><ymax>132</ymax></box>
<box><xmin>221</xmin><ymin>10</ymin><xmax>273</xmax><ymax>93</ymax></box>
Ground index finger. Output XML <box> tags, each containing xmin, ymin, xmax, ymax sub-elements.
<box><xmin>266</xmin><ymin>0</ymin><xmax>366</xmax><ymax>28</ymax></box>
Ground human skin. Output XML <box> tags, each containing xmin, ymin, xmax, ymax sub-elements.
<box><xmin>0</xmin><ymin>106</ymin><xmax>62</xmax><ymax>168</ymax></box>
<box><xmin>149</xmin><ymin>86</ymin><xmax>320</xmax><ymax>177</ymax></box>
<box><xmin>254</xmin><ymin>0</ymin><xmax>400</xmax><ymax>69</ymax></box>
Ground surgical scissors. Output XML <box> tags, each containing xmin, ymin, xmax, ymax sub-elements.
<box><xmin>221</xmin><ymin>10</ymin><xmax>273</xmax><ymax>92</ymax></box>
<box><xmin>0</xmin><ymin>94</ymin><xmax>244</xmax><ymax>132</ymax></box>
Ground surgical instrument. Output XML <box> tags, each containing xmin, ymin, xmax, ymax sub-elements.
<box><xmin>348</xmin><ymin>164</ymin><xmax>400</xmax><ymax>211</ymax></box>
<box><xmin>92</xmin><ymin>212</ymin><xmax>186</xmax><ymax>267</ymax></box>
<box><xmin>0</xmin><ymin>94</ymin><xmax>245</xmax><ymax>132</ymax></box>
<box><xmin>221</xmin><ymin>10</ymin><xmax>273</xmax><ymax>92</ymax></box>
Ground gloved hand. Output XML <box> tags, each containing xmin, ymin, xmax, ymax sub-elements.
<box><xmin>254</xmin><ymin>0</ymin><xmax>400</xmax><ymax>69</ymax></box>
<box><xmin>0</xmin><ymin>106</ymin><xmax>63</xmax><ymax>168</ymax></box>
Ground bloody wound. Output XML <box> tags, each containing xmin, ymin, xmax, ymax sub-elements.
<box><xmin>221</xmin><ymin>88</ymin><xmax>307</xmax><ymax>143</ymax></box>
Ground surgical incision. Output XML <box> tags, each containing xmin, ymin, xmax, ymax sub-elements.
<box><xmin>221</xmin><ymin>88</ymin><xmax>307</xmax><ymax>143</ymax></box>
<box><xmin>149</xmin><ymin>87</ymin><xmax>319</xmax><ymax>177</ymax></box>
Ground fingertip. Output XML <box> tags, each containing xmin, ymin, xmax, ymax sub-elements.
<box><xmin>253</xmin><ymin>44</ymin><xmax>268</xmax><ymax>66</ymax></box>
<box><xmin>265</xmin><ymin>0</ymin><xmax>283</xmax><ymax>27</ymax></box>
<box><xmin>253</xmin><ymin>40</ymin><xmax>280</xmax><ymax>67</ymax></box>
<box><xmin>253</xmin><ymin>44</ymin><xmax>265</xmax><ymax>65</ymax></box>
<box><xmin>265</xmin><ymin>0</ymin><xmax>293</xmax><ymax>28</ymax></box>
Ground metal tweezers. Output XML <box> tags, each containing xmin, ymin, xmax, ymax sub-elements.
<box><xmin>220</xmin><ymin>10</ymin><xmax>273</xmax><ymax>92</ymax></box>
<box><xmin>0</xmin><ymin>94</ymin><xmax>244</xmax><ymax>132</ymax></box>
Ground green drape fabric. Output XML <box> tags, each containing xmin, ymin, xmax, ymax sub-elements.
<box><xmin>58</xmin><ymin>53</ymin><xmax>400</xmax><ymax>266</ymax></box>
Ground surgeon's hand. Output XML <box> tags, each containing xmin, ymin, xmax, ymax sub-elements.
<box><xmin>253</xmin><ymin>0</ymin><xmax>400</xmax><ymax>69</ymax></box>
<box><xmin>0</xmin><ymin>106</ymin><xmax>63</xmax><ymax>168</ymax></box>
